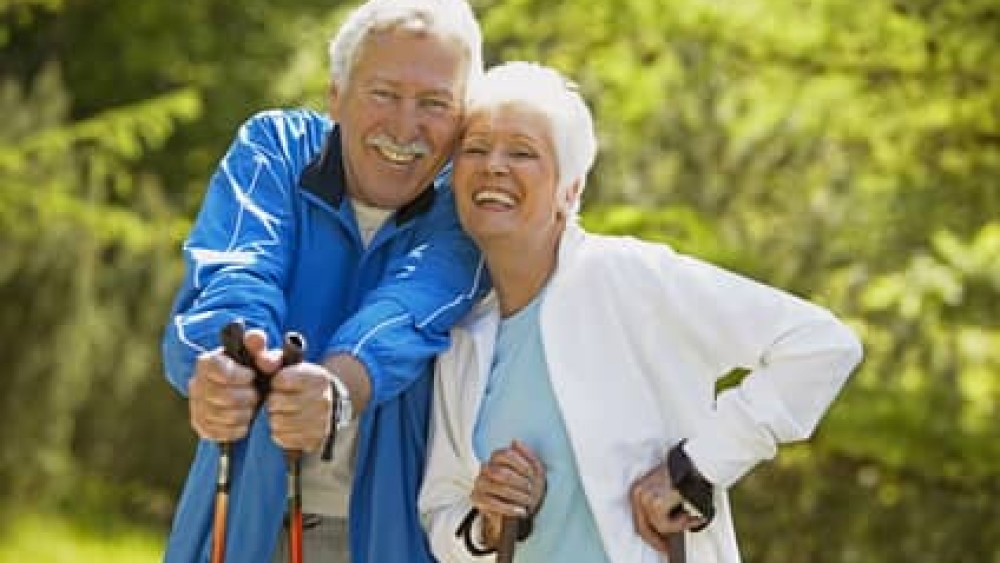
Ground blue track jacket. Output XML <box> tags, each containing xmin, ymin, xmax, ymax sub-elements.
<box><xmin>161</xmin><ymin>109</ymin><xmax>487</xmax><ymax>563</ymax></box>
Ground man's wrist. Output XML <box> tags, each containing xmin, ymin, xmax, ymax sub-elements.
<box><xmin>319</xmin><ymin>368</ymin><xmax>352</xmax><ymax>461</ymax></box>
<box><xmin>325</xmin><ymin>369</ymin><xmax>353</xmax><ymax>430</ymax></box>
<box><xmin>321</xmin><ymin>352</ymin><xmax>372</xmax><ymax>416</ymax></box>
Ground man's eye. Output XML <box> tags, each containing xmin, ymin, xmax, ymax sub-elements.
<box><xmin>510</xmin><ymin>149</ymin><xmax>536</xmax><ymax>159</ymax></box>
<box><xmin>460</xmin><ymin>145</ymin><xmax>488</xmax><ymax>155</ymax></box>
<box><xmin>370</xmin><ymin>89</ymin><xmax>397</xmax><ymax>102</ymax></box>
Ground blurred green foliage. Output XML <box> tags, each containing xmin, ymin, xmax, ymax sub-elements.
<box><xmin>0</xmin><ymin>0</ymin><xmax>996</xmax><ymax>560</ymax></box>
<box><xmin>0</xmin><ymin>510</ymin><xmax>162</xmax><ymax>562</ymax></box>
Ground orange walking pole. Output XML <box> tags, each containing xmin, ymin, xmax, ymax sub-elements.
<box><xmin>214</xmin><ymin>321</ymin><xmax>255</xmax><ymax>563</ymax></box>
<box><xmin>210</xmin><ymin>441</ymin><xmax>232</xmax><ymax>563</ymax></box>
<box><xmin>285</xmin><ymin>449</ymin><xmax>304</xmax><ymax>563</ymax></box>
<box><xmin>216</xmin><ymin>322</ymin><xmax>308</xmax><ymax>563</ymax></box>
<box><xmin>279</xmin><ymin>333</ymin><xmax>306</xmax><ymax>563</ymax></box>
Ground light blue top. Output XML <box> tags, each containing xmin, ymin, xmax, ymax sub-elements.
<box><xmin>473</xmin><ymin>294</ymin><xmax>612</xmax><ymax>563</ymax></box>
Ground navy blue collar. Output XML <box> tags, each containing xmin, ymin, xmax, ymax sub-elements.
<box><xmin>298</xmin><ymin>125</ymin><xmax>437</xmax><ymax>226</ymax></box>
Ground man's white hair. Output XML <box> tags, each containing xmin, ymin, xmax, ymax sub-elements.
<box><xmin>329</xmin><ymin>0</ymin><xmax>483</xmax><ymax>94</ymax></box>
<box><xmin>466</xmin><ymin>61</ymin><xmax>597</xmax><ymax>215</ymax></box>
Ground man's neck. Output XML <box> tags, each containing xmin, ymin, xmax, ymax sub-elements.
<box><xmin>350</xmin><ymin>198</ymin><xmax>394</xmax><ymax>247</ymax></box>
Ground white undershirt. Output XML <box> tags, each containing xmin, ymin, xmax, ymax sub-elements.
<box><xmin>352</xmin><ymin>198</ymin><xmax>394</xmax><ymax>247</ymax></box>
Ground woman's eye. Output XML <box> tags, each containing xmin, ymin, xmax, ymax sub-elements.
<box><xmin>460</xmin><ymin>145</ymin><xmax>488</xmax><ymax>155</ymax></box>
<box><xmin>421</xmin><ymin>98</ymin><xmax>452</xmax><ymax>113</ymax></box>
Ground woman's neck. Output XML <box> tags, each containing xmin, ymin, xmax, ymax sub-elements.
<box><xmin>485</xmin><ymin>232</ymin><xmax>561</xmax><ymax>318</ymax></box>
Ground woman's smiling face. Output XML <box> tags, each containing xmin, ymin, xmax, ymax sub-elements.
<box><xmin>452</xmin><ymin>103</ymin><xmax>564</xmax><ymax>247</ymax></box>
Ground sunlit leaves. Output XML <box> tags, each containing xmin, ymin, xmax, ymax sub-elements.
<box><xmin>932</xmin><ymin>224</ymin><xmax>1000</xmax><ymax>288</ymax></box>
<box><xmin>0</xmin><ymin>61</ymin><xmax>200</xmax><ymax>248</ymax></box>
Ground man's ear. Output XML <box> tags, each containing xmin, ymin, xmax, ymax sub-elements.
<box><xmin>327</xmin><ymin>83</ymin><xmax>342</xmax><ymax>121</ymax></box>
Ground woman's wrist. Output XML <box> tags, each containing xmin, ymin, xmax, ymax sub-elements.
<box><xmin>479</xmin><ymin>513</ymin><xmax>501</xmax><ymax>548</ymax></box>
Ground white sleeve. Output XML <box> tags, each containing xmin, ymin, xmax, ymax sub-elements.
<box><xmin>418</xmin><ymin>353</ymin><xmax>493</xmax><ymax>563</ymax></box>
<box><xmin>662</xmin><ymin>254</ymin><xmax>864</xmax><ymax>488</ymax></box>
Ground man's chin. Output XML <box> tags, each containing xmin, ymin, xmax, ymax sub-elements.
<box><xmin>354</xmin><ymin>186</ymin><xmax>426</xmax><ymax>210</ymax></box>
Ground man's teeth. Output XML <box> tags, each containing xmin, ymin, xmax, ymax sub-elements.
<box><xmin>474</xmin><ymin>190</ymin><xmax>516</xmax><ymax>206</ymax></box>
<box><xmin>377</xmin><ymin>146</ymin><xmax>417</xmax><ymax>163</ymax></box>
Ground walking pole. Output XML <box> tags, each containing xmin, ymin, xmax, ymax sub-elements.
<box><xmin>667</xmin><ymin>532</ymin><xmax>686</xmax><ymax>563</ymax></box>
<box><xmin>214</xmin><ymin>321</ymin><xmax>255</xmax><ymax>563</ymax></box>
<box><xmin>216</xmin><ymin>323</ymin><xmax>308</xmax><ymax>563</ymax></box>
<box><xmin>210</xmin><ymin>439</ymin><xmax>232</xmax><ymax>563</ymax></box>
<box><xmin>495</xmin><ymin>516</ymin><xmax>520</xmax><ymax>563</ymax></box>
<box><xmin>279</xmin><ymin>332</ymin><xmax>306</xmax><ymax>563</ymax></box>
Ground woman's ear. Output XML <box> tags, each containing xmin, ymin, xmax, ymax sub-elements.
<box><xmin>559</xmin><ymin>180</ymin><xmax>582</xmax><ymax>214</ymax></box>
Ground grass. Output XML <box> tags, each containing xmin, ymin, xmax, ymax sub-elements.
<box><xmin>0</xmin><ymin>510</ymin><xmax>165</xmax><ymax>563</ymax></box>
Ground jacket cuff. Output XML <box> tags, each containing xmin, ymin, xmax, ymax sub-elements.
<box><xmin>668</xmin><ymin>441</ymin><xmax>715</xmax><ymax>531</ymax></box>
<box><xmin>681</xmin><ymin>391</ymin><xmax>780</xmax><ymax>488</ymax></box>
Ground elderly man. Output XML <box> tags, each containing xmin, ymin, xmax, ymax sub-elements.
<box><xmin>161</xmin><ymin>1</ymin><xmax>486</xmax><ymax>562</ymax></box>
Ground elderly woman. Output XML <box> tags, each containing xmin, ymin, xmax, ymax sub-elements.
<box><xmin>418</xmin><ymin>62</ymin><xmax>863</xmax><ymax>563</ymax></box>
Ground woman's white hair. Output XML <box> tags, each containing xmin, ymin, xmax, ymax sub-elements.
<box><xmin>328</xmin><ymin>0</ymin><xmax>483</xmax><ymax>94</ymax></box>
<box><xmin>466</xmin><ymin>61</ymin><xmax>597</xmax><ymax>215</ymax></box>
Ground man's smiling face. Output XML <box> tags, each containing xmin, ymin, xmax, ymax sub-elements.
<box><xmin>329</xmin><ymin>27</ymin><xmax>468</xmax><ymax>210</ymax></box>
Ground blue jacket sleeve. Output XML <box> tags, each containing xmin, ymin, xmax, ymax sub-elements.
<box><xmin>326</xmin><ymin>183</ymin><xmax>489</xmax><ymax>406</ymax></box>
<box><xmin>161</xmin><ymin>112</ymin><xmax>299</xmax><ymax>395</ymax></box>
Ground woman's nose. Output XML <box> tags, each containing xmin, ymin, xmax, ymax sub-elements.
<box><xmin>487</xmin><ymin>153</ymin><xmax>508</xmax><ymax>175</ymax></box>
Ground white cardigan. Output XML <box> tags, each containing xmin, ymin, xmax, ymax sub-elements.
<box><xmin>419</xmin><ymin>224</ymin><xmax>863</xmax><ymax>563</ymax></box>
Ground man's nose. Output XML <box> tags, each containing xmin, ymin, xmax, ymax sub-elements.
<box><xmin>387</xmin><ymin>99</ymin><xmax>422</xmax><ymax>142</ymax></box>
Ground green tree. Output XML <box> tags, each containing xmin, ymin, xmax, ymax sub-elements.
<box><xmin>0</xmin><ymin>0</ymin><xmax>199</xmax><ymax>522</ymax></box>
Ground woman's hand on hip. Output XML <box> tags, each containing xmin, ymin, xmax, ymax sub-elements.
<box><xmin>629</xmin><ymin>460</ymin><xmax>707</xmax><ymax>553</ymax></box>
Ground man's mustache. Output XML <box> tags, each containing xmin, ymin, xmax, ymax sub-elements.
<box><xmin>366</xmin><ymin>134</ymin><xmax>429</xmax><ymax>158</ymax></box>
